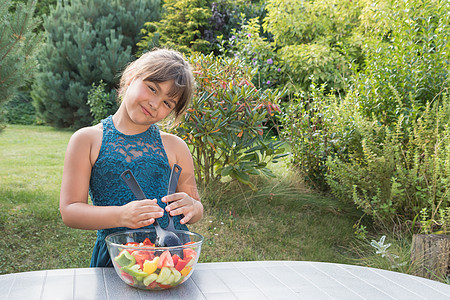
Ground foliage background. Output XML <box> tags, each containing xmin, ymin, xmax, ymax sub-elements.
<box><xmin>0</xmin><ymin>0</ymin><xmax>449</xmax><ymax>281</ymax></box>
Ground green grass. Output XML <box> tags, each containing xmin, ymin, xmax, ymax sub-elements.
<box><xmin>0</xmin><ymin>125</ymin><xmax>97</xmax><ymax>273</ymax></box>
<box><xmin>0</xmin><ymin>125</ymin><xmax>389</xmax><ymax>275</ymax></box>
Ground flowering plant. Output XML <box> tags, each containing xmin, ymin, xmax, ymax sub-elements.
<box><xmin>171</xmin><ymin>53</ymin><xmax>287</xmax><ymax>188</ymax></box>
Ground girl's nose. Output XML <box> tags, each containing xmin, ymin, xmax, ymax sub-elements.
<box><xmin>148</xmin><ymin>98</ymin><xmax>159</xmax><ymax>110</ymax></box>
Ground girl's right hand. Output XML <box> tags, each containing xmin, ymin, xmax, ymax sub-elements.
<box><xmin>119</xmin><ymin>199</ymin><xmax>164</xmax><ymax>229</ymax></box>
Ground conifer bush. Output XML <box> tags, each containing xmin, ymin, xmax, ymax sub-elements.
<box><xmin>31</xmin><ymin>0</ymin><xmax>160</xmax><ymax>128</ymax></box>
<box><xmin>0</xmin><ymin>0</ymin><xmax>41</xmax><ymax>108</ymax></box>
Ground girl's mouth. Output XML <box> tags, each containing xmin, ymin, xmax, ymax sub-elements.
<box><xmin>141</xmin><ymin>105</ymin><xmax>152</xmax><ymax>117</ymax></box>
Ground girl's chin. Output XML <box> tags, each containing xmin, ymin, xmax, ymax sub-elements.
<box><xmin>126</xmin><ymin>114</ymin><xmax>152</xmax><ymax>126</ymax></box>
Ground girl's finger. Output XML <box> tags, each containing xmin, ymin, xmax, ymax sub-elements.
<box><xmin>179</xmin><ymin>214</ymin><xmax>191</xmax><ymax>225</ymax></box>
<box><xmin>140</xmin><ymin>218</ymin><xmax>154</xmax><ymax>226</ymax></box>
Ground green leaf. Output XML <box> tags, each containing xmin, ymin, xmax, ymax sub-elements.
<box><xmin>220</xmin><ymin>165</ymin><xmax>233</xmax><ymax>177</ymax></box>
<box><xmin>231</xmin><ymin>169</ymin><xmax>250</xmax><ymax>184</ymax></box>
<box><xmin>248</xmin><ymin>168</ymin><xmax>260</xmax><ymax>175</ymax></box>
<box><xmin>260</xmin><ymin>168</ymin><xmax>276</xmax><ymax>178</ymax></box>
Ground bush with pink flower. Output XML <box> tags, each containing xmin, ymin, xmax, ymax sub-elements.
<box><xmin>169</xmin><ymin>53</ymin><xmax>287</xmax><ymax>189</ymax></box>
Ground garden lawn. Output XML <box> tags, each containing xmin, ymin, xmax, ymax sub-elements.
<box><xmin>0</xmin><ymin>125</ymin><xmax>361</xmax><ymax>274</ymax></box>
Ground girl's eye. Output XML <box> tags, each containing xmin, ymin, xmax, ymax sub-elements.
<box><xmin>148</xmin><ymin>85</ymin><xmax>156</xmax><ymax>93</ymax></box>
<box><xmin>164</xmin><ymin>101</ymin><xmax>172</xmax><ymax>109</ymax></box>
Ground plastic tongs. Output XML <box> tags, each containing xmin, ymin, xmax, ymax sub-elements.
<box><xmin>120</xmin><ymin>164</ymin><xmax>183</xmax><ymax>247</ymax></box>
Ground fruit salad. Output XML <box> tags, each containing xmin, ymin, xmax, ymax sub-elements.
<box><xmin>112</xmin><ymin>238</ymin><xmax>198</xmax><ymax>290</ymax></box>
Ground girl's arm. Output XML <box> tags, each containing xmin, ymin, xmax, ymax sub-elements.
<box><xmin>161</xmin><ymin>133</ymin><xmax>204</xmax><ymax>225</ymax></box>
<box><xmin>60</xmin><ymin>127</ymin><xmax>163</xmax><ymax>230</ymax></box>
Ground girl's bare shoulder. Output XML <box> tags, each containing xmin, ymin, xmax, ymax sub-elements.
<box><xmin>66</xmin><ymin>123</ymin><xmax>104</xmax><ymax>165</ymax></box>
<box><xmin>160</xmin><ymin>130</ymin><xmax>185</xmax><ymax>145</ymax></box>
<box><xmin>73</xmin><ymin>123</ymin><xmax>103</xmax><ymax>138</ymax></box>
<box><xmin>160</xmin><ymin>130</ymin><xmax>191</xmax><ymax>164</ymax></box>
<box><xmin>69</xmin><ymin>123</ymin><xmax>103</xmax><ymax>146</ymax></box>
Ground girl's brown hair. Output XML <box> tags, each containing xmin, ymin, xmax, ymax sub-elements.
<box><xmin>118</xmin><ymin>48</ymin><xmax>195</xmax><ymax>120</ymax></box>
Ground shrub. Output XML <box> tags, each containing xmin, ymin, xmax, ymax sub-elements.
<box><xmin>87</xmin><ymin>80</ymin><xmax>117</xmax><ymax>125</ymax></box>
<box><xmin>13</xmin><ymin>0</ymin><xmax>57</xmax><ymax>25</ymax></box>
<box><xmin>326</xmin><ymin>95</ymin><xmax>450</xmax><ymax>224</ymax></box>
<box><xmin>280</xmin><ymin>85</ymin><xmax>356</xmax><ymax>190</ymax></box>
<box><xmin>351</xmin><ymin>0</ymin><xmax>449</xmax><ymax>125</ymax></box>
<box><xmin>1</xmin><ymin>90</ymin><xmax>36</xmax><ymax>125</ymax></box>
<box><xmin>204</xmin><ymin>0</ymin><xmax>266</xmax><ymax>55</ymax></box>
<box><xmin>283</xmin><ymin>85</ymin><xmax>449</xmax><ymax>225</ymax></box>
<box><xmin>138</xmin><ymin>0</ymin><xmax>265</xmax><ymax>56</ymax></box>
<box><xmin>170</xmin><ymin>53</ymin><xmax>287</xmax><ymax>188</ymax></box>
<box><xmin>280</xmin><ymin>0</ymin><xmax>450</xmax><ymax>228</ymax></box>
<box><xmin>31</xmin><ymin>0</ymin><xmax>160</xmax><ymax>129</ymax></box>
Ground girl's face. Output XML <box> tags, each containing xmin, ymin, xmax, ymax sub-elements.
<box><xmin>122</xmin><ymin>78</ymin><xmax>178</xmax><ymax>125</ymax></box>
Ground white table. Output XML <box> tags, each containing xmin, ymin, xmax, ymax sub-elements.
<box><xmin>1</xmin><ymin>261</ymin><xmax>449</xmax><ymax>299</ymax></box>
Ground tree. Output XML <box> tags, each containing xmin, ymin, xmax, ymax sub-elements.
<box><xmin>31</xmin><ymin>0</ymin><xmax>160</xmax><ymax>129</ymax></box>
<box><xmin>0</xmin><ymin>0</ymin><xmax>57</xmax><ymax>127</ymax></box>
<box><xmin>263</xmin><ymin>0</ymin><xmax>365</xmax><ymax>93</ymax></box>
<box><xmin>138</xmin><ymin>0</ymin><xmax>211</xmax><ymax>55</ymax></box>
<box><xmin>0</xmin><ymin>0</ymin><xmax>41</xmax><ymax>106</ymax></box>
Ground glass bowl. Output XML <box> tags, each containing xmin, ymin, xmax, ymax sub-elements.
<box><xmin>105</xmin><ymin>229</ymin><xmax>203</xmax><ymax>290</ymax></box>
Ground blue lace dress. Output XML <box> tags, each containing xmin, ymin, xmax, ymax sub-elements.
<box><xmin>89</xmin><ymin>115</ymin><xmax>188</xmax><ymax>267</ymax></box>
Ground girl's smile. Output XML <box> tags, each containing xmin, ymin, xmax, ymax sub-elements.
<box><xmin>116</xmin><ymin>79</ymin><xmax>179</xmax><ymax>133</ymax></box>
<box><xmin>141</xmin><ymin>104</ymin><xmax>153</xmax><ymax>117</ymax></box>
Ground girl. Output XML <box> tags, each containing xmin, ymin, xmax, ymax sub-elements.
<box><xmin>59</xmin><ymin>48</ymin><xmax>203</xmax><ymax>267</ymax></box>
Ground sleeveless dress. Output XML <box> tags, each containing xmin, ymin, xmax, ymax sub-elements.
<box><xmin>88</xmin><ymin>115</ymin><xmax>188</xmax><ymax>267</ymax></box>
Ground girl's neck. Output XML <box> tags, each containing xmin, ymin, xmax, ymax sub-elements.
<box><xmin>112</xmin><ymin>108</ymin><xmax>152</xmax><ymax>135</ymax></box>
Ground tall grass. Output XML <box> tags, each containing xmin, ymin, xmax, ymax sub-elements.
<box><xmin>0</xmin><ymin>125</ymin><xmax>390</xmax><ymax>275</ymax></box>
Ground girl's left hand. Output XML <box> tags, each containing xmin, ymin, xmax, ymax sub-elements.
<box><xmin>161</xmin><ymin>192</ymin><xmax>201</xmax><ymax>225</ymax></box>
